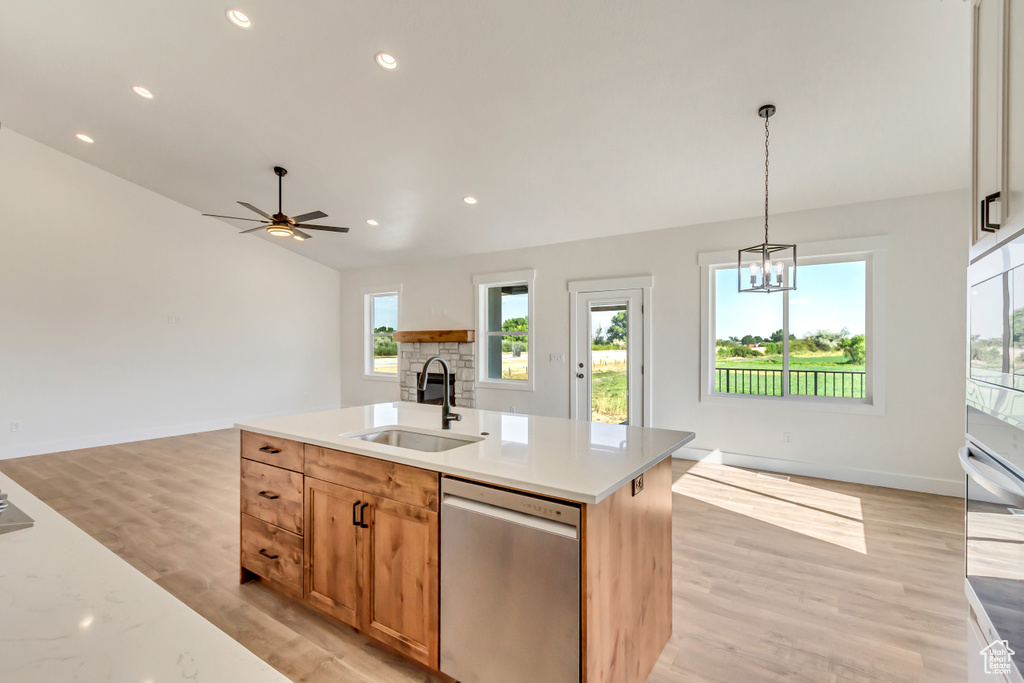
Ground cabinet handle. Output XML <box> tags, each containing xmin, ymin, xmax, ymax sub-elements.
<box><xmin>982</xmin><ymin>191</ymin><xmax>1001</xmax><ymax>232</ymax></box>
<box><xmin>352</xmin><ymin>500</ymin><xmax>362</xmax><ymax>526</ymax></box>
<box><xmin>360</xmin><ymin>502</ymin><xmax>370</xmax><ymax>529</ymax></box>
<box><xmin>258</xmin><ymin>445</ymin><xmax>282</xmax><ymax>454</ymax></box>
<box><xmin>258</xmin><ymin>490</ymin><xmax>280</xmax><ymax>500</ymax></box>
<box><xmin>258</xmin><ymin>548</ymin><xmax>279</xmax><ymax>560</ymax></box>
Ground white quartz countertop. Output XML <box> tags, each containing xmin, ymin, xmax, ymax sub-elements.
<box><xmin>236</xmin><ymin>403</ymin><xmax>694</xmax><ymax>504</ymax></box>
<box><xmin>0</xmin><ymin>472</ymin><xmax>290</xmax><ymax>683</ymax></box>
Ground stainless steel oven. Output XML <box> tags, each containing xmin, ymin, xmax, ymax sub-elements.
<box><xmin>966</xmin><ymin>233</ymin><xmax>1024</xmax><ymax>681</ymax></box>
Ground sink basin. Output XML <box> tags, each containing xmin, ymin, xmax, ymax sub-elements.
<box><xmin>349</xmin><ymin>428</ymin><xmax>482</xmax><ymax>452</ymax></box>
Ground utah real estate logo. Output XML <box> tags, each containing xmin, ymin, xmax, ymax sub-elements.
<box><xmin>980</xmin><ymin>640</ymin><xmax>1015</xmax><ymax>676</ymax></box>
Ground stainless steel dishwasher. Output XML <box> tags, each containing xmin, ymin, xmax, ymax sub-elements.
<box><xmin>440</xmin><ymin>476</ymin><xmax>581</xmax><ymax>683</ymax></box>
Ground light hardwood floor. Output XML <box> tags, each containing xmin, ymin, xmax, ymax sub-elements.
<box><xmin>0</xmin><ymin>430</ymin><xmax>966</xmax><ymax>682</ymax></box>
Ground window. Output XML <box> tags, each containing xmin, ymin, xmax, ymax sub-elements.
<box><xmin>365</xmin><ymin>290</ymin><xmax>399</xmax><ymax>378</ymax></box>
<box><xmin>474</xmin><ymin>269</ymin><xmax>535</xmax><ymax>389</ymax></box>
<box><xmin>700</xmin><ymin>238</ymin><xmax>886</xmax><ymax>412</ymax></box>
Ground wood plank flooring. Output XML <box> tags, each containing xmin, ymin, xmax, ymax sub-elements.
<box><xmin>0</xmin><ymin>430</ymin><xmax>966</xmax><ymax>682</ymax></box>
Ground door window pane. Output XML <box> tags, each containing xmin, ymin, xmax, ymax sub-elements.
<box><xmin>590</xmin><ymin>302</ymin><xmax>628</xmax><ymax>424</ymax></box>
<box><xmin>714</xmin><ymin>268</ymin><xmax>783</xmax><ymax>395</ymax></box>
<box><xmin>787</xmin><ymin>262</ymin><xmax>866</xmax><ymax>398</ymax></box>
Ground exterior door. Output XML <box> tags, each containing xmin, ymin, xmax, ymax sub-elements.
<box><xmin>304</xmin><ymin>478</ymin><xmax>364</xmax><ymax>629</ymax></box>
<box><xmin>572</xmin><ymin>288</ymin><xmax>644</xmax><ymax>425</ymax></box>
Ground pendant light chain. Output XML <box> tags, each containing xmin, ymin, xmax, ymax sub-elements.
<box><xmin>764</xmin><ymin>113</ymin><xmax>770</xmax><ymax>245</ymax></box>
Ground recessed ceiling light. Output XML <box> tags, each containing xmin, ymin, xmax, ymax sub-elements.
<box><xmin>366</xmin><ymin>219</ymin><xmax>379</xmax><ymax>226</ymax></box>
<box><xmin>226</xmin><ymin>9</ymin><xmax>252</xmax><ymax>29</ymax></box>
<box><xmin>463</xmin><ymin>196</ymin><xmax>477</xmax><ymax>205</ymax></box>
<box><xmin>75</xmin><ymin>133</ymin><xmax>94</xmax><ymax>144</ymax></box>
<box><xmin>375</xmin><ymin>52</ymin><xmax>398</xmax><ymax>70</ymax></box>
<box><xmin>131</xmin><ymin>85</ymin><xmax>154</xmax><ymax>99</ymax></box>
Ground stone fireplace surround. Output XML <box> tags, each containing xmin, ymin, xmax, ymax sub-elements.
<box><xmin>399</xmin><ymin>342</ymin><xmax>476</xmax><ymax>408</ymax></box>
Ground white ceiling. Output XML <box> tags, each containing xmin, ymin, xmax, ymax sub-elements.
<box><xmin>0</xmin><ymin>1</ymin><xmax>970</xmax><ymax>272</ymax></box>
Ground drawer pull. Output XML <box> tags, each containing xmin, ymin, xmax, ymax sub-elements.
<box><xmin>353</xmin><ymin>500</ymin><xmax>362</xmax><ymax>526</ymax></box>
<box><xmin>258</xmin><ymin>490</ymin><xmax>280</xmax><ymax>500</ymax></box>
<box><xmin>360</xmin><ymin>502</ymin><xmax>370</xmax><ymax>529</ymax></box>
<box><xmin>258</xmin><ymin>445</ymin><xmax>282</xmax><ymax>454</ymax></box>
<box><xmin>258</xmin><ymin>548</ymin><xmax>279</xmax><ymax>560</ymax></box>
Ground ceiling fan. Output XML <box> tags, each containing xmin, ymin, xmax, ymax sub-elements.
<box><xmin>202</xmin><ymin>166</ymin><xmax>350</xmax><ymax>241</ymax></box>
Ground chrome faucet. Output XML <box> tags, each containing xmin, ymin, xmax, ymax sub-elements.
<box><xmin>418</xmin><ymin>355</ymin><xmax>462</xmax><ymax>430</ymax></box>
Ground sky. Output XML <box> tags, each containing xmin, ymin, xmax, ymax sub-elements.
<box><xmin>373</xmin><ymin>294</ymin><xmax>398</xmax><ymax>329</ymax></box>
<box><xmin>715</xmin><ymin>261</ymin><xmax>866</xmax><ymax>340</ymax></box>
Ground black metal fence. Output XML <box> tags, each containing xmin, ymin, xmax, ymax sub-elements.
<box><xmin>715</xmin><ymin>367</ymin><xmax>866</xmax><ymax>398</ymax></box>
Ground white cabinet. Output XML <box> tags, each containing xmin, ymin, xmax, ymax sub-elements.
<box><xmin>971</xmin><ymin>0</ymin><xmax>1024</xmax><ymax>259</ymax></box>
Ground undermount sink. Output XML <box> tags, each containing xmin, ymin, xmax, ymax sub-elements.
<box><xmin>349</xmin><ymin>428</ymin><xmax>482</xmax><ymax>452</ymax></box>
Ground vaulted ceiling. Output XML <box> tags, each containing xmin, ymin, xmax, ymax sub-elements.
<box><xmin>0</xmin><ymin>1</ymin><xmax>970</xmax><ymax>271</ymax></box>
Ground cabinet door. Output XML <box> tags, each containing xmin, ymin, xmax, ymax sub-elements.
<box><xmin>973</xmin><ymin>0</ymin><xmax>1008</xmax><ymax>244</ymax></box>
<box><xmin>1008</xmin><ymin>0</ymin><xmax>1024</xmax><ymax>234</ymax></box>
<box><xmin>304</xmin><ymin>478</ymin><xmax>364</xmax><ymax>629</ymax></box>
<box><xmin>361</xmin><ymin>495</ymin><xmax>439</xmax><ymax>669</ymax></box>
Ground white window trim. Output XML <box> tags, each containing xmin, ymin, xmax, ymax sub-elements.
<box><xmin>363</xmin><ymin>285</ymin><xmax>402</xmax><ymax>382</ymax></box>
<box><xmin>699</xmin><ymin>235</ymin><xmax>887</xmax><ymax>416</ymax></box>
<box><xmin>473</xmin><ymin>269</ymin><xmax>536</xmax><ymax>391</ymax></box>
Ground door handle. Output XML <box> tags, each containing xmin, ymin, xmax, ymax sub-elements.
<box><xmin>258</xmin><ymin>548</ymin><xmax>279</xmax><ymax>560</ymax></box>
<box><xmin>352</xmin><ymin>500</ymin><xmax>362</xmax><ymax>526</ymax></box>
<box><xmin>258</xmin><ymin>490</ymin><xmax>280</xmax><ymax>500</ymax></box>
<box><xmin>360</xmin><ymin>502</ymin><xmax>370</xmax><ymax>528</ymax></box>
<box><xmin>959</xmin><ymin>446</ymin><xmax>1024</xmax><ymax>507</ymax></box>
<box><xmin>981</xmin><ymin>191</ymin><xmax>1001</xmax><ymax>232</ymax></box>
<box><xmin>258</xmin><ymin>445</ymin><xmax>282</xmax><ymax>454</ymax></box>
<box><xmin>576</xmin><ymin>373</ymin><xmax>585</xmax><ymax>379</ymax></box>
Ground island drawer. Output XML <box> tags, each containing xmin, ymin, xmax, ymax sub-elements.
<box><xmin>241</xmin><ymin>431</ymin><xmax>303</xmax><ymax>472</ymax></box>
<box><xmin>241</xmin><ymin>458</ymin><xmax>303</xmax><ymax>535</ymax></box>
<box><xmin>304</xmin><ymin>445</ymin><xmax>440</xmax><ymax>512</ymax></box>
<box><xmin>241</xmin><ymin>513</ymin><xmax>302</xmax><ymax>592</ymax></box>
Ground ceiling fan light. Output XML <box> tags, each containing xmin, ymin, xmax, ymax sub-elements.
<box><xmin>267</xmin><ymin>225</ymin><xmax>293</xmax><ymax>237</ymax></box>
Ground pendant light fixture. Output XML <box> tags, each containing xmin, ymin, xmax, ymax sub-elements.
<box><xmin>738</xmin><ymin>104</ymin><xmax>796</xmax><ymax>293</ymax></box>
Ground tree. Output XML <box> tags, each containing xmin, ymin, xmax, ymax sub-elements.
<box><xmin>839</xmin><ymin>334</ymin><xmax>866</xmax><ymax>364</ymax></box>
<box><xmin>770</xmin><ymin>329</ymin><xmax>784</xmax><ymax>343</ymax></box>
<box><xmin>373</xmin><ymin>325</ymin><xmax>395</xmax><ymax>334</ymax></box>
<box><xmin>606</xmin><ymin>311</ymin><xmax>627</xmax><ymax>344</ymax></box>
<box><xmin>592</xmin><ymin>326</ymin><xmax>607</xmax><ymax>346</ymax></box>
<box><xmin>502</xmin><ymin>316</ymin><xmax>528</xmax><ymax>343</ymax></box>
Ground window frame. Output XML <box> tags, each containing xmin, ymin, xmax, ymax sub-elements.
<box><xmin>363</xmin><ymin>286</ymin><xmax>401</xmax><ymax>381</ymax></box>
<box><xmin>473</xmin><ymin>269</ymin><xmax>536</xmax><ymax>391</ymax></box>
<box><xmin>699</xmin><ymin>236</ymin><xmax>887</xmax><ymax>415</ymax></box>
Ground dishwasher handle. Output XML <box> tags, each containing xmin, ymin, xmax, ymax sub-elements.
<box><xmin>443</xmin><ymin>495</ymin><xmax>579</xmax><ymax>540</ymax></box>
<box><xmin>960</xmin><ymin>446</ymin><xmax>1024</xmax><ymax>507</ymax></box>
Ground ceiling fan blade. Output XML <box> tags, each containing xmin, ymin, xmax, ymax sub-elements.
<box><xmin>239</xmin><ymin>224</ymin><xmax>270</xmax><ymax>234</ymax></box>
<box><xmin>291</xmin><ymin>227</ymin><xmax>313</xmax><ymax>241</ymax></box>
<box><xmin>294</xmin><ymin>224</ymin><xmax>350</xmax><ymax>233</ymax></box>
<box><xmin>202</xmin><ymin>213</ymin><xmax>268</xmax><ymax>222</ymax></box>
<box><xmin>291</xmin><ymin>210</ymin><xmax>327</xmax><ymax>223</ymax></box>
<box><xmin>238</xmin><ymin>201</ymin><xmax>273</xmax><ymax>220</ymax></box>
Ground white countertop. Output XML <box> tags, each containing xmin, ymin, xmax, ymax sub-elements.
<box><xmin>0</xmin><ymin>472</ymin><xmax>290</xmax><ymax>683</ymax></box>
<box><xmin>236</xmin><ymin>403</ymin><xmax>694</xmax><ymax>504</ymax></box>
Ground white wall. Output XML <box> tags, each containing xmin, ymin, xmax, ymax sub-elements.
<box><xmin>0</xmin><ymin>130</ymin><xmax>342</xmax><ymax>459</ymax></box>
<box><xmin>339</xmin><ymin>190</ymin><xmax>968</xmax><ymax>495</ymax></box>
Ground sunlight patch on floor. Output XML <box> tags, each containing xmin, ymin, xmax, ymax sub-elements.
<box><xmin>673</xmin><ymin>459</ymin><xmax>867</xmax><ymax>554</ymax></box>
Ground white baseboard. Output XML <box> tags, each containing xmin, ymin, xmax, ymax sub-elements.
<box><xmin>672</xmin><ymin>446</ymin><xmax>963</xmax><ymax>498</ymax></box>
<box><xmin>0</xmin><ymin>405</ymin><xmax>342</xmax><ymax>461</ymax></box>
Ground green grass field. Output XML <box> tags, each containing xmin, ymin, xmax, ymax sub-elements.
<box><xmin>591</xmin><ymin>370</ymin><xmax>627</xmax><ymax>423</ymax></box>
<box><xmin>715</xmin><ymin>353</ymin><xmax>866</xmax><ymax>398</ymax></box>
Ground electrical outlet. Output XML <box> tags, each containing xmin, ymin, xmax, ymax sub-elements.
<box><xmin>783</xmin><ymin>432</ymin><xmax>793</xmax><ymax>444</ymax></box>
<box><xmin>509</xmin><ymin>405</ymin><xmax>516</xmax><ymax>413</ymax></box>
<box><xmin>10</xmin><ymin>422</ymin><xmax>21</xmax><ymax>433</ymax></box>
<box><xmin>632</xmin><ymin>473</ymin><xmax>644</xmax><ymax>496</ymax></box>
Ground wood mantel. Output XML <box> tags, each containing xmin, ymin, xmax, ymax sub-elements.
<box><xmin>393</xmin><ymin>330</ymin><xmax>475</xmax><ymax>343</ymax></box>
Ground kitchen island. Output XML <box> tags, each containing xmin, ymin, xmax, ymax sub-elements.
<box><xmin>236</xmin><ymin>402</ymin><xmax>694</xmax><ymax>682</ymax></box>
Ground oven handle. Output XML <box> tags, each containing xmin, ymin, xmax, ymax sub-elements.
<box><xmin>959</xmin><ymin>446</ymin><xmax>1024</xmax><ymax>507</ymax></box>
